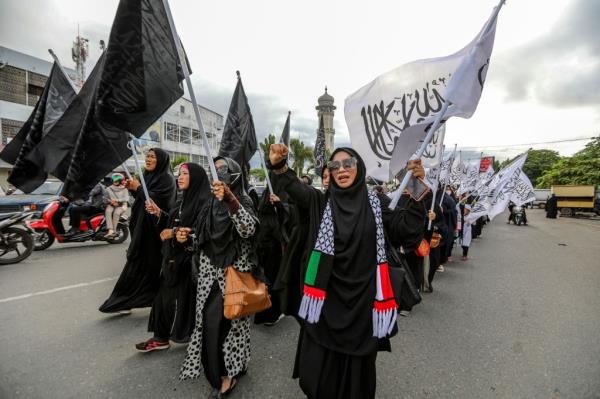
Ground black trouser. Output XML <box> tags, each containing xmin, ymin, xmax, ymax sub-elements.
<box><xmin>202</xmin><ymin>281</ymin><xmax>232</xmax><ymax>389</ymax></box>
<box><xmin>69</xmin><ymin>205</ymin><xmax>103</xmax><ymax>229</ymax></box>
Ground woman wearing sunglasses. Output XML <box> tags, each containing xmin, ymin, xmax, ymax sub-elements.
<box><xmin>269</xmin><ymin>143</ymin><xmax>426</xmax><ymax>399</ymax></box>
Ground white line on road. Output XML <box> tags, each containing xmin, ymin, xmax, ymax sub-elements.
<box><xmin>0</xmin><ymin>276</ymin><xmax>118</xmax><ymax>304</ymax></box>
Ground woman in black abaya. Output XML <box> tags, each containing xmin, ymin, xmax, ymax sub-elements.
<box><xmin>179</xmin><ymin>157</ymin><xmax>259</xmax><ymax>399</ymax></box>
<box><xmin>269</xmin><ymin>144</ymin><xmax>425</xmax><ymax>399</ymax></box>
<box><xmin>99</xmin><ymin>148</ymin><xmax>176</xmax><ymax>314</ymax></box>
<box><xmin>135</xmin><ymin>163</ymin><xmax>211</xmax><ymax>351</ymax></box>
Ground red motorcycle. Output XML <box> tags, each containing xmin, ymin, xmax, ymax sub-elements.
<box><xmin>28</xmin><ymin>200</ymin><xmax>129</xmax><ymax>251</ymax></box>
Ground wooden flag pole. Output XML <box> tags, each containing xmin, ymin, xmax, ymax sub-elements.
<box><xmin>161</xmin><ymin>0</ymin><xmax>219</xmax><ymax>181</ymax></box>
<box><xmin>389</xmin><ymin>101</ymin><xmax>449</xmax><ymax>210</ymax></box>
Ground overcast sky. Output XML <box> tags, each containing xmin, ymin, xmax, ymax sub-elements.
<box><xmin>1</xmin><ymin>0</ymin><xmax>598</xmax><ymax>160</ymax></box>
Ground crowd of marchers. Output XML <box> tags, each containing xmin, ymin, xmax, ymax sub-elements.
<box><xmin>93</xmin><ymin>143</ymin><xmax>491</xmax><ymax>399</ymax></box>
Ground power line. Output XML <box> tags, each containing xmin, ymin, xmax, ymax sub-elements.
<box><xmin>458</xmin><ymin>136</ymin><xmax>595</xmax><ymax>150</ymax></box>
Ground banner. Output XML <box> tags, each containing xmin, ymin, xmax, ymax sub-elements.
<box><xmin>344</xmin><ymin>2</ymin><xmax>501</xmax><ymax>181</ymax></box>
<box><xmin>479</xmin><ymin>156</ymin><xmax>494</xmax><ymax>173</ymax></box>
<box><xmin>313</xmin><ymin>115</ymin><xmax>326</xmax><ymax>177</ymax></box>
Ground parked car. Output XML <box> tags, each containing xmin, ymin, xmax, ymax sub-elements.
<box><xmin>0</xmin><ymin>180</ymin><xmax>63</xmax><ymax>217</ymax></box>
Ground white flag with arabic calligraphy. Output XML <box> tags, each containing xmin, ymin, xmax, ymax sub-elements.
<box><xmin>344</xmin><ymin>2</ymin><xmax>501</xmax><ymax>181</ymax></box>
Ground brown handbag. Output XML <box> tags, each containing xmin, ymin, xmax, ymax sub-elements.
<box><xmin>223</xmin><ymin>266</ymin><xmax>272</xmax><ymax>320</ymax></box>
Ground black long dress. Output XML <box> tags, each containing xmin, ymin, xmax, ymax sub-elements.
<box><xmin>148</xmin><ymin>163</ymin><xmax>211</xmax><ymax>342</ymax></box>
<box><xmin>254</xmin><ymin>171</ymin><xmax>294</xmax><ymax>324</ymax></box>
<box><xmin>99</xmin><ymin>148</ymin><xmax>176</xmax><ymax>313</ymax></box>
<box><xmin>272</xmin><ymin>149</ymin><xmax>424</xmax><ymax>399</ymax></box>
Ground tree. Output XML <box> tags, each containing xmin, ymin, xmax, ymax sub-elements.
<box><xmin>249</xmin><ymin>168</ymin><xmax>265</xmax><ymax>181</ymax></box>
<box><xmin>171</xmin><ymin>155</ymin><xmax>189</xmax><ymax>171</ymax></box>
<box><xmin>259</xmin><ymin>134</ymin><xmax>276</xmax><ymax>154</ymax></box>
<box><xmin>289</xmin><ymin>138</ymin><xmax>314</xmax><ymax>176</ymax></box>
<box><xmin>521</xmin><ymin>149</ymin><xmax>561</xmax><ymax>187</ymax></box>
<box><xmin>537</xmin><ymin>137</ymin><xmax>600</xmax><ymax>188</ymax></box>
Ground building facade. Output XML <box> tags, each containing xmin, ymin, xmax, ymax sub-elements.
<box><xmin>316</xmin><ymin>87</ymin><xmax>336</xmax><ymax>151</ymax></box>
<box><xmin>0</xmin><ymin>46</ymin><xmax>223</xmax><ymax>189</ymax></box>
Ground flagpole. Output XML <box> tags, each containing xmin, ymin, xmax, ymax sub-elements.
<box><xmin>389</xmin><ymin>101</ymin><xmax>449</xmax><ymax>209</ymax></box>
<box><xmin>128</xmin><ymin>135</ymin><xmax>151</xmax><ymax>200</ymax></box>
<box><xmin>427</xmin><ymin>125</ymin><xmax>447</xmax><ymax>229</ymax></box>
<box><xmin>257</xmin><ymin>147</ymin><xmax>274</xmax><ymax>195</ymax></box>
<box><xmin>439</xmin><ymin>144</ymin><xmax>457</xmax><ymax>207</ymax></box>
<box><xmin>161</xmin><ymin>0</ymin><xmax>219</xmax><ymax>182</ymax></box>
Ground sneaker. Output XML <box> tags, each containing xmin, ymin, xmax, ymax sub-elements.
<box><xmin>437</xmin><ymin>265</ymin><xmax>445</xmax><ymax>272</ymax></box>
<box><xmin>135</xmin><ymin>338</ymin><xmax>170</xmax><ymax>353</ymax></box>
<box><xmin>399</xmin><ymin>310</ymin><xmax>411</xmax><ymax>317</ymax></box>
<box><xmin>62</xmin><ymin>227</ymin><xmax>80</xmax><ymax>237</ymax></box>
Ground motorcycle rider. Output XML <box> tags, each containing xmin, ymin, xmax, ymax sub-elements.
<box><xmin>508</xmin><ymin>201</ymin><xmax>528</xmax><ymax>225</ymax></box>
<box><xmin>63</xmin><ymin>182</ymin><xmax>107</xmax><ymax>236</ymax></box>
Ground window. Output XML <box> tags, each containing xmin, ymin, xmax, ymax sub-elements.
<box><xmin>192</xmin><ymin>129</ymin><xmax>201</xmax><ymax>145</ymax></box>
<box><xmin>179</xmin><ymin>126</ymin><xmax>190</xmax><ymax>144</ymax></box>
<box><xmin>1</xmin><ymin>118</ymin><xmax>24</xmax><ymax>145</ymax></box>
<box><xmin>180</xmin><ymin>105</ymin><xmax>185</xmax><ymax>114</ymax></box>
<box><xmin>164</xmin><ymin>122</ymin><xmax>178</xmax><ymax>142</ymax></box>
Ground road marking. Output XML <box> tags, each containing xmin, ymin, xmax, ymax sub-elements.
<box><xmin>0</xmin><ymin>276</ymin><xmax>118</xmax><ymax>304</ymax></box>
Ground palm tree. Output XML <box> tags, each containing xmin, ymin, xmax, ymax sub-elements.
<box><xmin>259</xmin><ymin>134</ymin><xmax>276</xmax><ymax>154</ymax></box>
<box><xmin>289</xmin><ymin>138</ymin><xmax>314</xmax><ymax>175</ymax></box>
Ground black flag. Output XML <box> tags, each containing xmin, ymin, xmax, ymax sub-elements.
<box><xmin>96</xmin><ymin>0</ymin><xmax>186</xmax><ymax>137</ymax></box>
<box><xmin>0</xmin><ymin>63</ymin><xmax>76</xmax><ymax>192</ymax></box>
<box><xmin>279</xmin><ymin>111</ymin><xmax>291</xmax><ymax>147</ymax></box>
<box><xmin>218</xmin><ymin>72</ymin><xmax>257</xmax><ymax>185</ymax></box>
<box><xmin>28</xmin><ymin>0</ymin><xmax>188</xmax><ymax>199</ymax></box>
<box><xmin>314</xmin><ymin>114</ymin><xmax>326</xmax><ymax>177</ymax></box>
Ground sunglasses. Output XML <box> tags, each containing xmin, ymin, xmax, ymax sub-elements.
<box><xmin>327</xmin><ymin>157</ymin><xmax>358</xmax><ymax>172</ymax></box>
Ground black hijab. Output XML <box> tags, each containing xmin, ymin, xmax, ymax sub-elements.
<box><xmin>177</xmin><ymin>163</ymin><xmax>211</xmax><ymax>226</ymax></box>
<box><xmin>143</xmin><ymin>147</ymin><xmax>176</xmax><ymax>211</ymax></box>
<box><xmin>195</xmin><ymin>157</ymin><xmax>257</xmax><ymax>269</ymax></box>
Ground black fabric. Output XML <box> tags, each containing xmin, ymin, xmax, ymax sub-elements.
<box><xmin>195</xmin><ymin>157</ymin><xmax>256</xmax><ymax>270</ymax></box>
<box><xmin>279</xmin><ymin>111</ymin><xmax>291</xmax><ymax>146</ymax></box>
<box><xmin>254</xmin><ymin>171</ymin><xmax>291</xmax><ymax>324</ymax></box>
<box><xmin>296</xmin><ymin>330</ymin><xmax>377</xmax><ymax>399</ymax></box>
<box><xmin>272</xmin><ymin>169</ymin><xmax>326</xmax><ymax>318</ymax></box>
<box><xmin>201</xmin><ymin>281</ymin><xmax>232</xmax><ymax>389</ymax></box>
<box><xmin>313</xmin><ymin>115</ymin><xmax>326</xmax><ymax>177</ymax></box>
<box><xmin>99</xmin><ymin>148</ymin><xmax>176</xmax><ymax>313</ymax></box>
<box><xmin>95</xmin><ymin>0</ymin><xmax>185</xmax><ymax>137</ymax></box>
<box><xmin>0</xmin><ymin>62</ymin><xmax>76</xmax><ymax>193</ymax></box>
<box><xmin>546</xmin><ymin>195</ymin><xmax>558</xmax><ymax>218</ymax></box>
<box><xmin>148</xmin><ymin>162</ymin><xmax>210</xmax><ymax>342</ymax></box>
<box><xmin>218</xmin><ymin>75</ymin><xmax>257</xmax><ymax>188</ymax></box>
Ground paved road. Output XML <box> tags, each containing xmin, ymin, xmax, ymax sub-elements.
<box><xmin>1</xmin><ymin>210</ymin><xmax>599</xmax><ymax>399</ymax></box>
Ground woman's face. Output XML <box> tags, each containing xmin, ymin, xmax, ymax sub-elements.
<box><xmin>322</xmin><ymin>168</ymin><xmax>330</xmax><ymax>190</ymax></box>
<box><xmin>145</xmin><ymin>150</ymin><xmax>157</xmax><ymax>172</ymax></box>
<box><xmin>178</xmin><ymin>165</ymin><xmax>190</xmax><ymax>190</ymax></box>
<box><xmin>330</xmin><ymin>151</ymin><xmax>357</xmax><ymax>189</ymax></box>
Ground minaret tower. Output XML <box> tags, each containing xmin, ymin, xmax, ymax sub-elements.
<box><xmin>316</xmin><ymin>86</ymin><xmax>336</xmax><ymax>151</ymax></box>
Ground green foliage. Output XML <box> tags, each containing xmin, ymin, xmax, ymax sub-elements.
<box><xmin>289</xmin><ymin>138</ymin><xmax>314</xmax><ymax>176</ymax></box>
<box><xmin>259</xmin><ymin>134</ymin><xmax>277</xmax><ymax>154</ymax></box>
<box><xmin>250</xmin><ymin>168</ymin><xmax>266</xmax><ymax>181</ymax></box>
<box><xmin>537</xmin><ymin>137</ymin><xmax>600</xmax><ymax>188</ymax></box>
<box><xmin>521</xmin><ymin>149</ymin><xmax>561</xmax><ymax>187</ymax></box>
<box><xmin>171</xmin><ymin>155</ymin><xmax>189</xmax><ymax>171</ymax></box>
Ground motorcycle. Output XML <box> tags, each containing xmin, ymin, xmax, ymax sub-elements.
<box><xmin>0</xmin><ymin>211</ymin><xmax>35</xmax><ymax>265</ymax></box>
<box><xmin>512</xmin><ymin>205</ymin><xmax>525</xmax><ymax>226</ymax></box>
<box><xmin>28</xmin><ymin>200</ymin><xmax>129</xmax><ymax>251</ymax></box>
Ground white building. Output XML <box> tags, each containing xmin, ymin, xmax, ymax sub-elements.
<box><xmin>133</xmin><ymin>97</ymin><xmax>223</xmax><ymax>172</ymax></box>
<box><xmin>316</xmin><ymin>87</ymin><xmax>336</xmax><ymax>151</ymax></box>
